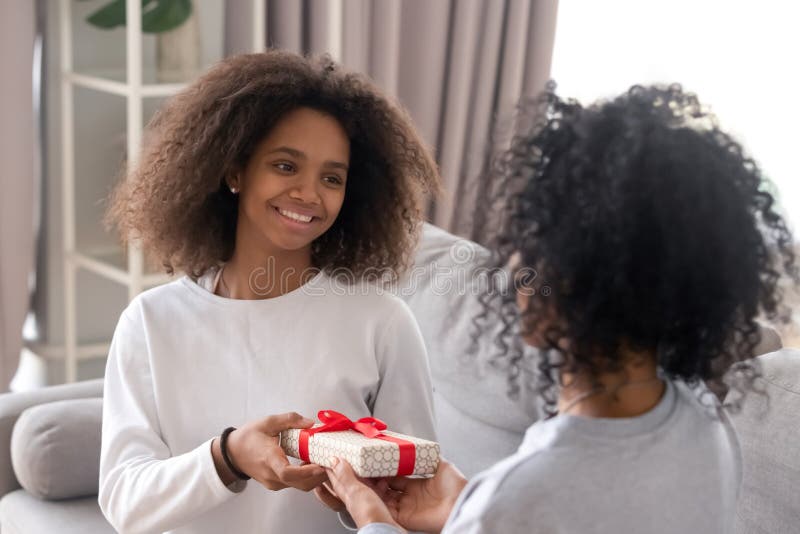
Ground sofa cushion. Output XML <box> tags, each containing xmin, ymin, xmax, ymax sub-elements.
<box><xmin>400</xmin><ymin>224</ymin><xmax>541</xmax><ymax>476</ymax></box>
<box><xmin>0</xmin><ymin>489</ymin><xmax>113</xmax><ymax>534</ymax></box>
<box><xmin>0</xmin><ymin>378</ymin><xmax>104</xmax><ymax>498</ymax></box>
<box><xmin>11</xmin><ymin>398</ymin><xmax>102</xmax><ymax>500</ymax></box>
<box><xmin>727</xmin><ymin>349</ymin><xmax>800</xmax><ymax>533</ymax></box>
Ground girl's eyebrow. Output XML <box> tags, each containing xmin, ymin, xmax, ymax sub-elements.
<box><xmin>267</xmin><ymin>146</ymin><xmax>348</xmax><ymax>171</ymax></box>
<box><xmin>267</xmin><ymin>146</ymin><xmax>305</xmax><ymax>158</ymax></box>
<box><xmin>325</xmin><ymin>160</ymin><xmax>349</xmax><ymax>172</ymax></box>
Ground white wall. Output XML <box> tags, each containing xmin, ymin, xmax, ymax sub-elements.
<box><xmin>551</xmin><ymin>0</ymin><xmax>800</xmax><ymax>232</ymax></box>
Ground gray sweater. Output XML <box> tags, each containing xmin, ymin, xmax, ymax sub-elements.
<box><xmin>362</xmin><ymin>379</ymin><xmax>742</xmax><ymax>533</ymax></box>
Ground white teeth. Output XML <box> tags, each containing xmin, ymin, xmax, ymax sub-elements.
<box><xmin>278</xmin><ymin>208</ymin><xmax>313</xmax><ymax>223</ymax></box>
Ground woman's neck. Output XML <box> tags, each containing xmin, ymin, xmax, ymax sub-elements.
<box><xmin>219</xmin><ymin>234</ymin><xmax>317</xmax><ymax>300</ymax></box>
<box><xmin>557</xmin><ymin>349</ymin><xmax>665</xmax><ymax>418</ymax></box>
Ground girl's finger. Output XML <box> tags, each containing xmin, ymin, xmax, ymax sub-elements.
<box><xmin>280</xmin><ymin>464</ymin><xmax>327</xmax><ymax>487</ymax></box>
<box><xmin>260</xmin><ymin>412</ymin><xmax>315</xmax><ymax>436</ymax></box>
<box><xmin>265</xmin><ymin>446</ymin><xmax>292</xmax><ymax>478</ymax></box>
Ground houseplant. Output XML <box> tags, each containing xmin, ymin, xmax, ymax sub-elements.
<box><xmin>81</xmin><ymin>0</ymin><xmax>199</xmax><ymax>82</ymax></box>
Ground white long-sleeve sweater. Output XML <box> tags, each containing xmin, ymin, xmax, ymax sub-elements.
<box><xmin>99</xmin><ymin>268</ymin><xmax>436</xmax><ymax>534</ymax></box>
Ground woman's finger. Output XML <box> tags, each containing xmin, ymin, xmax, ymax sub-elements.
<box><xmin>325</xmin><ymin>457</ymin><xmax>362</xmax><ymax>503</ymax></box>
<box><xmin>326</xmin><ymin>458</ymin><xmax>399</xmax><ymax>528</ymax></box>
<box><xmin>386</xmin><ymin>476</ymin><xmax>410</xmax><ymax>492</ymax></box>
<box><xmin>313</xmin><ymin>484</ymin><xmax>346</xmax><ymax>512</ymax></box>
<box><xmin>322</xmin><ymin>481</ymin><xmax>339</xmax><ymax>499</ymax></box>
<box><xmin>372</xmin><ymin>478</ymin><xmax>395</xmax><ymax>501</ymax></box>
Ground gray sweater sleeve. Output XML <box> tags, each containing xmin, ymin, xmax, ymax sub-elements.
<box><xmin>358</xmin><ymin>523</ymin><xmax>405</xmax><ymax>534</ymax></box>
<box><xmin>441</xmin><ymin>469</ymin><xmax>542</xmax><ymax>534</ymax></box>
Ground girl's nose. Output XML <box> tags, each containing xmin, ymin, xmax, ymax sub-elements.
<box><xmin>288</xmin><ymin>174</ymin><xmax>322</xmax><ymax>205</ymax></box>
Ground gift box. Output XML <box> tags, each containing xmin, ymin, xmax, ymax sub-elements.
<box><xmin>280</xmin><ymin>410</ymin><xmax>440</xmax><ymax>478</ymax></box>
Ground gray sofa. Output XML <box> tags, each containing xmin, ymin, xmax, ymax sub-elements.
<box><xmin>0</xmin><ymin>224</ymin><xmax>792</xmax><ymax>533</ymax></box>
<box><xmin>0</xmin><ymin>378</ymin><xmax>113</xmax><ymax>533</ymax></box>
<box><xmin>727</xmin><ymin>348</ymin><xmax>800</xmax><ymax>533</ymax></box>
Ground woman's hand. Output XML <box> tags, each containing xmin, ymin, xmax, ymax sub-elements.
<box><xmin>213</xmin><ymin>412</ymin><xmax>328</xmax><ymax>491</ymax></box>
<box><xmin>382</xmin><ymin>459</ymin><xmax>467</xmax><ymax>533</ymax></box>
<box><xmin>324</xmin><ymin>457</ymin><xmax>468</xmax><ymax>533</ymax></box>
<box><xmin>324</xmin><ymin>458</ymin><xmax>405</xmax><ymax>531</ymax></box>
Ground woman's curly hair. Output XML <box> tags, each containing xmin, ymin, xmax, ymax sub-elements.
<box><xmin>477</xmin><ymin>83</ymin><xmax>797</xmax><ymax>414</ymax></box>
<box><xmin>106</xmin><ymin>50</ymin><xmax>440</xmax><ymax>279</ymax></box>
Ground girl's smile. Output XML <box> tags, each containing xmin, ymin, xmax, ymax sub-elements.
<box><xmin>271</xmin><ymin>204</ymin><xmax>320</xmax><ymax>231</ymax></box>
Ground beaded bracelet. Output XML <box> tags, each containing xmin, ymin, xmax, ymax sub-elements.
<box><xmin>220</xmin><ymin>427</ymin><xmax>251</xmax><ymax>481</ymax></box>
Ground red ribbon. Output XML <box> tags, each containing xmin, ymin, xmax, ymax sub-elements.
<box><xmin>298</xmin><ymin>410</ymin><xmax>416</xmax><ymax>476</ymax></box>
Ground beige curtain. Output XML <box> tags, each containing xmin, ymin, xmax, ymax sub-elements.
<box><xmin>225</xmin><ymin>0</ymin><xmax>559</xmax><ymax>243</ymax></box>
<box><xmin>0</xmin><ymin>1</ymin><xmax>36</xmax><ymax>391</ymax></box>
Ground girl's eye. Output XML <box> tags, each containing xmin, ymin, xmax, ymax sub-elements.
<box><xmin>324</xmin><ymin>175</ymin><xmax>344</xmax><ymax>186</ymax></box>
<box><xmin>273</xmin><ymin>162</ymin><xmax>295</xmax><ymax>173</ymax></box>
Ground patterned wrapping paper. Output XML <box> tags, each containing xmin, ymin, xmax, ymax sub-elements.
<box><xmin>280</xmin><ymin>426</ymin><xmax>440</xmax><ymax>478</ymax></box>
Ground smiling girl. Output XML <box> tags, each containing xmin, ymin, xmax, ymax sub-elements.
<box><xmin>98</xmin><ymin>51</ymin><xmax>439</xmax><ymax>534</ymax></box>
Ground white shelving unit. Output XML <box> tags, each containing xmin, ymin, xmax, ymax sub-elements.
<box><xmin>58</xmin><ymin>0</ymin><xmax>266</xmax><ymax>382</ymax></box>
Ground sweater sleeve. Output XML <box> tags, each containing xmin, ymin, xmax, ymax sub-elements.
<box><xmin>441</xmin><ymin>458</ymin><xmax>557</xmax><ymax>534</ymax></box>
<box><xmin>358</xmin><ymin>524</ymin><xmax>405</xmax><ymax>534</ymax></box>
<box><xmin>98</xmin><ymin>305</ymin><xmax>241</xmax><ymax>533</ymax></box>
<box><xmin>371</xmin><ymin>298</ymin><xmax>437</xmax><ymax>441</ymax></box>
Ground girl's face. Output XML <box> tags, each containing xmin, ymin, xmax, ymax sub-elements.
<box><xmin>232</xmin><ymin>107</ymin><xmax>350</xmax><ymax>256</ymax></box>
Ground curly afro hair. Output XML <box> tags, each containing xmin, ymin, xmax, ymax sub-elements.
<box><xmin>477</xmin><ymin>83</ymin><xmax>797</xmax><ymax>412</ymax></box>
<box><xmin>106</xmin><ymin>50</ymin><xmax>440</xmax><ymax>279</ymax></box>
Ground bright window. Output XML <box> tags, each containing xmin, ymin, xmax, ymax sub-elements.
<box><xmin>551</xmin><ymin>0</ymin><xmax>800</xmax><ymax>233</ymax></box>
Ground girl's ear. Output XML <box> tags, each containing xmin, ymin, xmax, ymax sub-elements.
<box><xmin>226</xmin><ymin>173</ymin><xmax>241</xmax><ymax>194</ymax></box>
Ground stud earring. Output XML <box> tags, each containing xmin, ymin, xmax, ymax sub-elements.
<box><xmin>230</xmin><ymin>187</ymin><xmax>239</xmax><ymax>194</ymax></box>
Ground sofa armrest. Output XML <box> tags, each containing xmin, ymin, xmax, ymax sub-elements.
<box><xmin>0</xmin><ymin>379</ymin><xmax>104</xmax><ymax>497</ymax></box>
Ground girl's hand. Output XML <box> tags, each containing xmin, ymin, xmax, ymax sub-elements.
<box><xmin>325</xmin><ymin>458</ymin><xmax>405</xmax><ymax>531</ymax></box>
<box><xmin>221</xmin><ymin>412</ymin><xmax>328</xmax><ymax>491</ymax></box>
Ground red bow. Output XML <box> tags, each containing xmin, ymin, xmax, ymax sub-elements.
<box><xmin>304</xmin><ymin>410</ymin><xmax>388</xmax><ymax>438</ymax></box>
<box><xmin>298</xmin><ymin>410</ymin><xmax>416</xmax><ymax>476</ymax></box>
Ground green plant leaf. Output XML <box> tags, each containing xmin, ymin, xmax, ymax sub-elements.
<box><xmin>85</xmin><ymin>0</ymin><xmax>127</xmax><ymax>29</ymax></box>
<box><xmin>142</xmin><ymin>0</ymin><xmax>192</xmax><ymax>33</ymax></box>
<box><xmin>83</xmin><ymin>0</ymin><xmax>189</xmax><ymax>33</ymax></box>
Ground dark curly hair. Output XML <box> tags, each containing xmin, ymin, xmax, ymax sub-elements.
<box><xmin>106</xmin><ymin>50</ymin><xmax>440</xmax><ymax>279</ymax></box>
<box><xmin>476</xmin><ymin>83</ymin><xmax>797</xmax><ymax>414</ymax></box>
